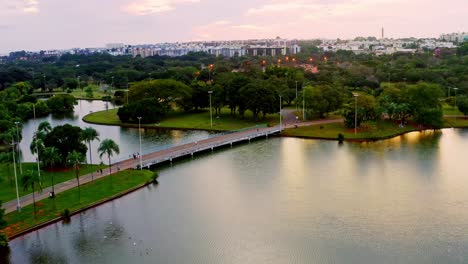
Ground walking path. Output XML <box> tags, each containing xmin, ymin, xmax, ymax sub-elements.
<box><xmin>2</xmin><ymin>115</ymin><xmax>342</xmax><ymax>214</ymax></box>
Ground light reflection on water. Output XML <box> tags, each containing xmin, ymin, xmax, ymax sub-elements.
<box><xmin>8</xmin><ymin>128</ymin><xmax>468</xmax><ymax>263</ymax></box>
<box><xmin>18</xmin><ymin>100</ymin><xmax>214</xmax><ymax>164</ymax></box>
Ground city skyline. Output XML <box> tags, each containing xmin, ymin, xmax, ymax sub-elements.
<box><xmin>0</xmin><ymin>0</ymin><xmax>467</xmax><ymax>53</ymax></box>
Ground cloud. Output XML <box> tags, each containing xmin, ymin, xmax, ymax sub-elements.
<box><xmin>191</xmin><ymin>21</ymin><xmax>268</xmax><ymax>40</ymax></box>
<box><xmin>23</xmin><ymin>0</ymin><xmax>40</xmax><ymax>14</ymax></box>
<box><xmin>123</xmin><ymin>0</ymin><xmax>200</xmax><ymax>15</ymax></box>
<box><xmin>0</xmin><ymin>0</ymin><xmax>39</xmax><ymax>15</ymax></box>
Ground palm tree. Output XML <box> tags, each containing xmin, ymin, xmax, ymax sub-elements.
<box><xmin>38</xmin><ymin>121</ymin><xmax>52</xmax><ymax>134</ymax></box>
<box><xmin>98</xmin><ymin>139</ymin><xmax>120</xmax><ymax>178</ymax></box>
<box><xmin>42</xmin><ymin>147</ymin><xmax>61</xmax><ymax>195</ymax></box>
<box><xmin>21</xmin><ymin>170</ymin><xmax>42</xmax><ymax>217</ymax></box>
<box><xmin>81</xmin><ymin>127</ymin><xmax>100</xmax><ymax>180</ymax></box>
<box><xmin>67</xmin><ymin>151</ymin><xmax>85</xmax><ymax>201</ymax></box>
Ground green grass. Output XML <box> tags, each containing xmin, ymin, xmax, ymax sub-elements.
<box><xmin>1</xmin><ymin>169</ymin><xmax>153</xmax><ymax>237</ymax></box>
<box><xmin>0</xmin><ymin>163</ymin><xmax>106</xmax><ymax>202</ymax></box>
<box><xmin>442</xmin><ymin>103</ymin><xmax>463</xmax><ymax>116</ymax></box>
<box><xmin>282</xmin><ymin>120</ymin><xmax>418</xmax><ymax>140</ymax></box>
<box><xmin>444</xmin><ymin>117</ymin><xmax>468</xmax><ymax>128</ymax></box>
<box><xmin>84</xmin><ymin>108</ymin><xmax>280</xmax><ymax>131</ymax></box>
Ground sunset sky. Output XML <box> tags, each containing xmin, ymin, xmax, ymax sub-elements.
<box><xmin>0</xmin><ymin>0</ymin><xmax>467</xmax><ymax>53</ymax></box>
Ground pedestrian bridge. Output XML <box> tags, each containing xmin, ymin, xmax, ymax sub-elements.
<box><xmin>118</xmin><ymin>126</ymin><xmax>281</xmax><ymax>170</ymax></box>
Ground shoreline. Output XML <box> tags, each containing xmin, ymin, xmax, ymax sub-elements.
<box><xmin>84</xmin><ymin>109</ymin><xmax>468</xmax><ymax>142</ymax></box>
<box><xmin>6</xmin><ymin>172</ymin><xmax>155</xmax><ymax>240</ymax></box>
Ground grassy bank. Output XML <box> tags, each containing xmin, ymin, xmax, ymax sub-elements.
<box><xmin>282</xmin><ymin>120</ymin><xmax>419</xmax><ymax>140</ymax></box>
<box><xmin>0</xmin><ymin>163</ymin><xmax>106</xmax><ymax>202</ymax></box>
<box><xmin>1</xmin><ymin>169</ymin><xmax>154</xmax><ymax>238</ymax></box>
<box><xmin>445</xmin><ymin>117</ymin><xmax>468</xmax><ymax>127</ymax></box>
<box><xmin>84</xmin><ymin>108</ymin><xmax>279</xmax><ymax>131</ymax></box>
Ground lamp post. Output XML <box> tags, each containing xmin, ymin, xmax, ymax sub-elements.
<box><xmin>353</xmin><ymin>93</ymin><xmax>359</xmax><ymax>134</ymax></box>
<box><xmin>208</xmin><ymin>91</ymin><xmax>213</xmax><ymax>128</ymax></box>
<box><xmin>77</xmin><ymin>76</ymin><xmax>81</xmax><ymax>91</ymax></box>
<box><xmin>295</xmin><ymin>81</ymin><xmax>298</xmax><ymax>112</ymax></box>
<box><xmin>10</xmin><ymin>140</ymin><xmax>21</xmax><ymax>212</ymax></box>
<box><xmin>302</xmin><ymin>87</ymin><xmax>305</xmax><ymax>121</ymax></box>
<box><xmin>137</xmin><ymin>117</ymin><xmax>143</xmax><ymax>170</ymax></box>
<box><xmin>14</xmin><ymin>121</ymin><xmax>22</xmax><ymax>175</ymax></box>
<box><xmin>279</xmin><ymin>95</ymin><xmax>282</xmax><ymax>132</ymax></box>
<box><xmin>33</xmin><ymin>104</ymin><xmax>42</xmax><ymax>185</ymax></box>
<box><xmin>454</xmin><ymin>87</ymin><xmax>459</xmax><ymax>123</ymax></box>
<box><xmin>43</xmin><ymin>74</ymin><xmax>46</xmax><ymax>91</ymax></box>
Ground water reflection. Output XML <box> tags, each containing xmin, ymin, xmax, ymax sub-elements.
<box><xmin>18</xmin><ymin>100</ymin><xmax>214</xmax><ymax>163</ymax></box>
<box><xmin>9</xmin><ymin>129</ymin><xmax>468</xmax><ymax>263</ymax></box>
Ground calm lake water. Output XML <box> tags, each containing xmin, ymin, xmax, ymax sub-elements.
<box><xmin>8</xmin><ymin>126</ymin><xmax>468</xmax><ymax>263</ymax></box>
<box><xmin>19</xmin><ymin>100</ymin><xmax>213</xmax><ymax>164</ymax></box>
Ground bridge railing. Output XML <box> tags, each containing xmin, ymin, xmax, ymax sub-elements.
<box><xmin>111</xmin><ymin>124</ymin><xmax>271</xmax><ymax>164</ymax></box>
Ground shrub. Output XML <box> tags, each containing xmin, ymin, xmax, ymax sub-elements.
<box><xmin>338</xmin><ymin>133</ymin><xmax>344</xmax><ymax>143</ymax></box>
<box><xmin>62</xmin><ymin>208</ymin><xmax>71</xmax><ymax>223</ymax></box>
<box><xmin>0</xmin><ymin>233</ymin><xmax>9</xmax><ymax>249</ymax></box>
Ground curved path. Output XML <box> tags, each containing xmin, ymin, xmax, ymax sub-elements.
<box><xmin>2</xmin><ymin>115</ymin><xmax>342</xmax><ymax>214</ymax></box>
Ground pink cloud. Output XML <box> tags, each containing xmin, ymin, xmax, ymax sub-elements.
<box><xmin>123</xmin><ymin>0</ymin><xmax>200</xmax><ymax>15</ymax></box>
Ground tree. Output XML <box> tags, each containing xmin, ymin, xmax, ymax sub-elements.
<box><xmin>98</xmin><ymin>139</ymin><xmax>120</xmax><ymax>178</ymax></box>
<box><xmin>302</xmin><ymin>85</ymin><xmax>343</xmax><ymax>118</ymax></box>
<box><xmin>456</xmin><ymin>96</ymin><xmax>468</xmax><ymax>116</ymax></box>
<box><xmin>0</xmin><ymin>201</ymin><xmax>7</xmax><ymax>253</ymax></box>
<box><xmin>128</xmin><ymin>79</ymin><xmax>193</xmax><ymax>111</ymax></box>
<box><xmin>21</xmin><ymin>170</ymin><xmax>42</xmax><ymax>216</ymax></box>
<box><xmin>239</xmin><ymin>80</ymin><xmax>277</xmax><ymax>120</ymax></box>
<box><xmin>117</xmin><ymin>99</ymin><xmax>169</xmax><ymax>123</ymax></box>
<box><xmin>38</xmin><ymin>121</ymin><xmax>52</xmax><ymax>133</ymax></box>
<box><xmin>43</xmin><ymin>124</ymin><xmax>87</xmax><ymax>165</ymax></box>
<box><xmin>42</xmin><ymin>147</ymin><xmax>61</xmax><ymax>194</ymax></box>
<box><xmin>0</xmin><ymin>201</ymin><xmax>6</xmax><ymax>229</ymax></box>
<box><xmin>405</xmin><ymin>82</ymin><xmax>444</xmax><ymax>127</ymax></box>
<box><xmin>81</xmin><ymin>127</ymin><xmax>100</xmax><ymax>180</ymax></box>
<box><xmin>67</xmin><ymin>151</ymin><xmax>85</xmax><ymax>201</ymax></box>
<box><xmin>46</xmin><ymin>94</ymin><xmax>77</xmax><ymax>114</ymax></box>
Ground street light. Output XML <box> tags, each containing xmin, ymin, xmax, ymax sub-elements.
<box><xmin>454</xmin><ymin>87</ymin><xmax>459</xmax><ymax>123</ymax></box>
<box><xmin>302</xmin><ymin>87</ymin><xmax>305</xmax><ymax>121</ymax></box>
<box><xmin>10</xmin><ymin>139</ymin><xmax>21</xmax><ymax>212</ymax></box>
<box><xmin>208</xmin><ymin>91</ymin><xmax>213</xmax><ymax>128</ymax></box>
<box><xmin>295</xmin><ymin>81</ymin><xmax>298</xmax><ymax>112</ymax></box>
<box><xmin>279</xmin><ymin>95</ymin><xmax>282</xmax><ymax>132</ymax></box>
<box><xmin>137</xmin><ymin>117</ymin><xmax>143</xmax><ymax>170</ymax></box>
<box><xmin>77</xmin><ymin>76</ymin><xmax>81</xmax><ymax>91</ymax></box>
<box><xmin>33</xmin><ymin>104</ymin><xmax>42</xmax><ymax>185</ymax></box>
<box><xmin>14</xmin><ymin>121</ymin><xmax>22</xmax><ymax>175</ymax></box>
<box><xmin>43</xmin><ymin>74</ymin><xmax>46</xmax><ymax>91</ymax></box>
<box><xmin>353</xmin><ymin>93</ymin><xmax>359</xmax><ymax>134</ymax></box>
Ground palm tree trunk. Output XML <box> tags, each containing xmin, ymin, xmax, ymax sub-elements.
<box><xmin>89</xmin><ymin>142</ymin><xmax>93</xmax><ymax>181</ymax></box>
<box><xmin>32</xmin><ymin>184</ymin><xmax>37</xmax><ymax>217</ymax></box>
<box><xmin>76</xmin><ymin>168</ymin><xmax>80</xmax><ymax>201</ymax></box>
<box><xmin>50</xmin><ymin>165</ymin><xmax>55</xmax><ymax>194</ymax></box>
<box><xmin>108</xmin><ymin>155</ymin><xmax>112</xmax><ymax>186</ymax></box>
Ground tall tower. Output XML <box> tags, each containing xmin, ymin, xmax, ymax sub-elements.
<box><xmin>381</xmin><ymin>27</ymin><xmax>384</xmax><ymax>39</ymax></box>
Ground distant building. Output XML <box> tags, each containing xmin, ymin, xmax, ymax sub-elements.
<box><xmin>440</xmin><ymin>32</ymin><xmax>468</xmax><ymax>43</ymax></box>
<box><xmin>106</xmin><ymin>43</ymin><xmax>125</xmax><ymax>49</ymax></box>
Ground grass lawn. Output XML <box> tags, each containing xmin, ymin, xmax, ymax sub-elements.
<box><xmin>444</xmin><ymin>117</ymin><xmax>468</xmax><ymax>128</ymax></box>
<box><xmin>0</xmin><ymin>163</ymin><xmax>106</xmax><ymax>203</ymax></box>
<box><xmin>84</xmin><ymin>108</ymin><xmax>279</xmax><ymax>131</ymax></box>
<box><xmin>1</xmin><ymin>169</ymin><xmax>154</xmax><ymax>237</ymax></box>
<box><xmin>442</xmin><ymin>103</ymin><xmax>463</xmax><ymax>116</ymax></box>
<box><xmin>282</xmin><ymin>120</ymin><xmax>418</xmax><ymax>140</ymax></box>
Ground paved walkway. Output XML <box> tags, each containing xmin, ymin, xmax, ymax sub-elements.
<box><xmin>2</xmin><ymin>116</ymin><xmax>342</xmax><ymax>214</ymax></box>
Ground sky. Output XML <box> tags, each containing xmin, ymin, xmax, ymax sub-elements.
<box><xmin>0</xmin><ymin>0</ymin><xmax>467</xmax><ymax>53</ymax></box>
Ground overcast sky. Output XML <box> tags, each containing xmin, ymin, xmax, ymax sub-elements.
<box><xmin>0</xmin><ymin>0</ymin><xmax>467</xmax><ymax>53</ymax></box>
